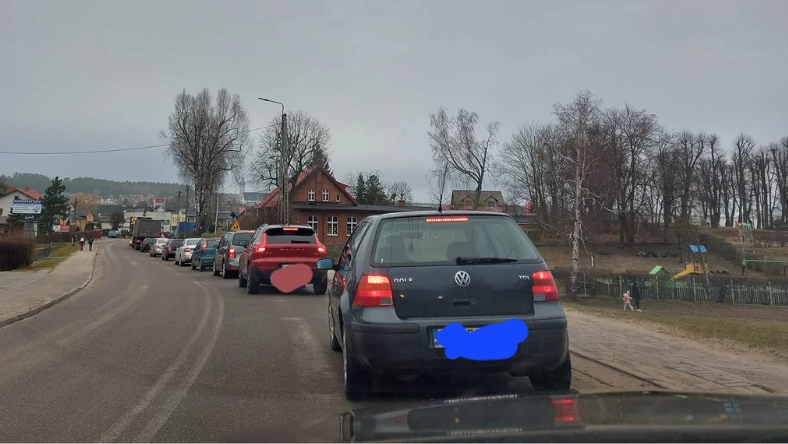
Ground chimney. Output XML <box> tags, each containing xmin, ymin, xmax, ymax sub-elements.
<box><xmin>397</xmin><ymin>199</ymin><xmax>406</xmax><ymax>207</ymax></box>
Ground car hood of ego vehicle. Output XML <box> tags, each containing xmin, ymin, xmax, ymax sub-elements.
<box><xmin>229</xmin><ymin>390</ymin><xmax>788</xmax><ymax>443</ymax></box>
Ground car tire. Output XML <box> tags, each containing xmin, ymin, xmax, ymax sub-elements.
<box><xmin>343</xmin><ymin>330</ymin><xmax>372</xmax><ymax>400</ymax></box>
<box><xmin>191</xmin><ymin>260</ymin><xmax>197</xmax><ymax>270</ymax></box>
<box><xmin>238</xmin><ymin>269</ymin><xmax>247</xmax><ymax>288</ymax></box>
<box><xmin>175</xmin><ymin>256</ymin><xmax>180</xmax><ymax>265</ymax></box>
<box><xmin>246</xmin><ymin>270</ymin><xmax>259</xmax><ymax>294</ymax></box>
<box><xmin>213</xmin><ymin>261</ymin><xmax>221</xmax><ymax>276</ymax></box>
<box><xmin>222</xmin><ymin>261</ymin><xmax>232</xmax><ymax>279</ymax></box>
<box><xmin>313</xmin><ymin>278</ymin><xmax>328</xmax><ymax>295</ymax></box>
<box><xmin>328</xmin><ymin>306</ymin><xmax>341</xmax><ymax>352</ymax></box>
<box><xmin>528</xmin><ymin>355</ymin><xmax>572</xmax><ymax>391</ymax></box>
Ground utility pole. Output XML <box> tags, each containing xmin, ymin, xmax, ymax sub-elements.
<box><xmin>184</xmin><ymin>185</ymin><xmax>190</xmax><ymax>239</ymax></box>
<box><xmin>214</xmin><ymin>193</ymin><xmax>220</xmax><ymax>233</ymax></box>
<box><xmin>73</xmin><ymin>197</ymin><xmax>78</xmax><ymax>226</ymax></box>
<box><xmin>281</xmin><ymin>112</ymin><xmax>289</xmax><ymax>224</ymax></box>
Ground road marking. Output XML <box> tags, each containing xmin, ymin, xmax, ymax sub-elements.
<box><xmin>134</xmin><ymin>282</ymin><xmax>225</xmax><ymax>442</ymax></box>
<box><xmin>97</xmin><ymin>290</ymin><xmax>213</xmax><ymax>443</ymax></box>
<box><xmin>129</xmin><ymin>260</ymin><xmax>138</xmax><ymax>266</ymax></box>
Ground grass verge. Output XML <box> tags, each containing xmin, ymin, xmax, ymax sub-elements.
<box><xmin>22</xmin><ymin>243</ymin><xmax>80</xmax><ymax>271</ymax></box>
<box><xmin>563</xmin><ymin>298</ymin><xmax>788</xmax><ymax>355</ymax></box>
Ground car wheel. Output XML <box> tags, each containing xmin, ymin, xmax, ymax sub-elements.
<box><xmin>343</xmin><ymin>330</ymin><xmax>372</xmax><ymax>400</ymax></box>
<box><xmin>199</xmin><ymin>263</ymin><xmax>205</xmax><ymax>272</ymax></box>
<box><xmin>213</xmin><ymin>261</ymin><xmax>221</xmax><ymax>276</ymax></box>
<box><xmin>237</xmin><ymin>268</ymin><xmax>247</xmax><ymax>288</ymax></box>
<box><xmin>191</xmin><ymin>260</ymin><xmax>197</xmax><ymax>270</ymax></box>
<box><xmin>528</xmin><ymin>355</ymin><xmax>572</xmax><ymax>391</ymax></box>
<box><xmin>328</xmin><ymin>306</ymin><xmax>341</xmax><ymax>352</ymax></box>
<box><xmin>313</xmin><ymin>278</ymin><xmax>328</xmax><ymax>295</ymax></box>
<box><xmin>175</xmin><ymin>256</ymin><xmax>180</xmax><ymax>265</ymax></box>
<box><xmin>222</xmin><ymin>261</ymin><xmax>232</xmax><ymax>279</ymax></box>
<box><xmin>246</xmin><ymin>269</ymin><xmax>259</xmax><ymax>294</ymax></box>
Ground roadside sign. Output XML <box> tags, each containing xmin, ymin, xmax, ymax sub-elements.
<box><xmin>130</xmin><ymin>216</ymin><xmax>137</xmax><ymax>224</ymax></box>
<box><xmin>229</xmin><ymin>221</ymin><xmax>240</xmax><ymax>231</ymax></box>
<box><xmin>12</xmin><ymin>200</ymin><xmax>42</xmax><ymax>214</ymax></box>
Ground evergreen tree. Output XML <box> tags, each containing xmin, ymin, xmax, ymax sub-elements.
<box><xmin>39</xmin><ymin>177</ymin><xmax>70</xmax><ymax>235</ymax></box>
<box><xmin>364</xmin><ymin>174</ymin><xmax>389</xmax><ymax>205</ymax></box>
<box><xmin>309</xmin><ymin>144</ymin><xmax>332</xmax><ymax>175</ymax></box>
<box><xmin>354</xmin><ymin>173</ymin><xmax>367</xmax><ymax>203</ymax></box>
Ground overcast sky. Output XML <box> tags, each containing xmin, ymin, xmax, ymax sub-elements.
<box><xmin>2</xmin><ymin>0</ymin><xmax>787</xmax><ymax>202</ymax></box>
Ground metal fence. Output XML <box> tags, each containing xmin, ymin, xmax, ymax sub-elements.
<box><xmin>551</xmin><ymin>267</ymin><xmax>788</xmax><ymax>307</ymax></box>
<box><xmin>34</xmin><ymin>243</ymin><xmax>54</xmax><ymax>261</ymax></box>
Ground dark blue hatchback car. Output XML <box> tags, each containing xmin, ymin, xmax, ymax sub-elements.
<box><xmin>317</xmin><ymin>211</ymin><xmax>570</xmax><ymax>400</ymax></box>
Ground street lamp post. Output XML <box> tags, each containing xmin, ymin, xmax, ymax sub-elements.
<box><xmin>258</xmin><ymin>97</ymin><xmax>289</xmax><ymax>224</ymax></box>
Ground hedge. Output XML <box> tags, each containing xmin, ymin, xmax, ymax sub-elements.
<box><xmin>0</xmin><ymin>237</ymin><xmax>35</xmax><ymax>271</ymax></box>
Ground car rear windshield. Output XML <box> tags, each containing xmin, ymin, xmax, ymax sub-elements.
<box><xmin>265</xmin><ymin>227</ymin><xmax>316</xmax><ymax>244</ymax></box>
<box><xmin>371</xmin><ymin>214</ymin><xmax>541</xmax><ymax>267</ymax></box>
<box><xmin>206</xmin><ymin>239</ymin><xmax>220</xmax><ymax>248</ymax></box>
<box><xmin>185</xmin><ymin>238</ymin><xmax>200</xmax><ymax>246</ymax></box>
<box><xmin>169</xmin><ymin>240</ymin><xmax>184</xmax><ymax>247</ymax></box>
<box><xmin>230</xmin><ymin>232</ymin><xmax>253</xmax><ymax>246</ymax></box>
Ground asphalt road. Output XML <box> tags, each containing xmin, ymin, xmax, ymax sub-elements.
<box><xmin>0</xmin><ymin>240</ymin><xmax>654</xmax><ymax>442</ymax></box>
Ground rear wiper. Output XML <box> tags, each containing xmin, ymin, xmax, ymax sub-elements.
<box><xmin>455</xmin><ymin>256</ymin><xmax>517</xmax><ymax>264</ymax></box>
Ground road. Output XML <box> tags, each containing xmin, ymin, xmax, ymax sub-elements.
<box><xmin>0</xmin><ymin>240</ymin><xmax>656</xmax><ymax>442</ymax></box>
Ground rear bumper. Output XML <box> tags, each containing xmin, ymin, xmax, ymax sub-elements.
<box><xmin>349</xmin><ymin>317</ymin><xmax>568</xmax><ymax>375</ymax></box>
<box><xmin>225</xmin><ymin>258</ymin><xmax>240</xmax><ymax>270</ymax></box>
<box><xmin>251</xmin><ymin>267</ymin><xmax>327</xmax><ymax>285</ymax></box>
<box><xmin>181</xmin><ymin>252</ymin><xmax>193</xmax><ymax>261</ymax></box>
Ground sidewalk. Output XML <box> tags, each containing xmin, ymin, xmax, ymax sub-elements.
<box><xmin>566</xmin><ymin>307</ymin><xmax>788</xmax><ymax>394</ymax></box>
<box><xmin>0</xmin><ymin>244</ymin><xmax>99</xmax><ymax>328</ymax></box>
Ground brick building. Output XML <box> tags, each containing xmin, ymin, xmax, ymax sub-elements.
<box><xmin>240</xmin><ymin>165</ymin><xmax>433</xmax><ymax>245</ymax></box>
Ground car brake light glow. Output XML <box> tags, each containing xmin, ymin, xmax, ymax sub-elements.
<box><xmin>256</xmin><ymin>246</ymin><xmax>266</xmax><ymax>253</ymax></box>
<box><xmin>426</xmin><ymin>216</ymin><xmax>469</xmax><ymax>223</ymax></box>
<box><xmin>354</xmin><ymin>274</ymin><xmax>394</xmax><ymax>307</ymax></box>
<box><xmin>283</xmin><ymin>226</ymin><xmax>298</xmax><ymax>231</ymax></box>
<box><xmin>184</xmin><ymin>247</ymin><xmax>191</xmax><ymax>252</ymax></box>
<box><xmin>532</xmin><ymin>270</ymin><xmax>560</xmax><ymax>302</ymax></box>
<box><xmin>228</xmin><ymin>248</ymin><xmax>236</xmax><ymax>259</ymax></box>
<box><xmin>552</xmin><ymin>398</ymin><xmax>579</xmax><ymax>423</ymax></box>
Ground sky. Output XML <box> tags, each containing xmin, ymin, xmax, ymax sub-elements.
<box><xmin>1</xmin><ymin>0</ymin><xmax>787</xmax><ymax>202</ymax></box>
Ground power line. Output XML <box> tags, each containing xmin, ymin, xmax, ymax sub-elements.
<box><xmin>0</xmin><ymin>124</ymin><xmax>275</xmax><ymax>156</ymax></box>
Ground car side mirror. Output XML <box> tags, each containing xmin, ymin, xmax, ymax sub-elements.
<box><xmin>316</xmin><ymin>257</ymin><xmax>335</xmax><ymax>270</ymax></box>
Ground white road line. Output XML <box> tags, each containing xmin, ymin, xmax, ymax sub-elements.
<box><xmin>134</xmin><ymin>282</ymin><xmax>225</xmax><ymax>442</ymax></box>
<box><xmin>96</xmin><ymin>291</ymin><xmax>213</xmax><ymax>443</ymax></box>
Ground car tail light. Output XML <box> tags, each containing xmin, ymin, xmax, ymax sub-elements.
<box><xmin>228</xmin><ymin>248</ymin><xmax>236</xmax><ymax>259</ymax></box>
<box><xmin>184</xmin><ymin>247</ymin><xmax>191</xmax><ymax>252</ymax></box>
<box><xmin>552</xmin><ymin>398</ymin><xmax>579</xmax><ymax>424</ymax></box>
<box><xmin>283</xmin><ymin>226</ymin><xmax>298</xmax><ymax>231</ymax></box>
<box><xmin>255</xmin><ymin>246</ymin><xmax>266</xmax><ymax>253</ymax></box>
<box><xmin>426</xmin><ymin>216</ymin><xmax>468</xmax><ymax>223</ymax></box>
<box><xmin>354</xmin><ymin>274</ymin><xmax>393</xmax><ymax>307</ymax></box>
<box><xmin>532</xmin><ymin>270</ymin><xmax>560</xmax><ymax>302</ymax></box>
<box><xmin>316</xmin><ymin>237</ymin><xmax>326</xmax><ymax>254</ymax></box>
<box><xmin>202</xmin><ymin>245</ymin><xmax>206</xmax><ymax>254</ymax></box>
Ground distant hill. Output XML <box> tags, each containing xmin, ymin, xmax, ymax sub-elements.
<box><xmin>0</xmin><ymin>173</ymin><xmax>183</xmax><ymax>198</ymax></box>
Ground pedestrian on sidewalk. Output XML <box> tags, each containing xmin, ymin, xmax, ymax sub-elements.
<box><xmin>622</xmin><ymin>291</ymin><xmax>634</xmax><ymax>310</ymax></box>
<box><xmin>631</xmin><ymin>281</ymin><xmax>642</xmax><ymax>312</ymax></box>
<box><xmin>72</xmin><ymin>234</ymin><xmax>77</xmax><ymax>245</ymax></box>
<box><xmin>88</xmin><ymin>235</ymin><xmax>94</xmax><ymax>251</ymax></box>
<box><xmin>79</xmin><ymin>236</ymin><xmax>85</xmax><ymax>251</ymax></box>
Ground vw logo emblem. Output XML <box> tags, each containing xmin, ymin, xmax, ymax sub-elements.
<box><xmin>454</xmin><ymin>271</ymin><xmax>471</xmax><ymax>287</ymax></box>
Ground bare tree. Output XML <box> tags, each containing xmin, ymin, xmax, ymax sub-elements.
<box><xmin>250</xmin><ymin>110</ymin><xmax>331</xmax><ymax>193</ymax></box>
<box><xmin>731</xmin><ymin>133</ymin><xmax>756</xmax><ymax>224</ymax></box>
<box><xmin>428</xmin><ymin>107</ymin><xmax>500</xmax><ymax>209</ymax></box>
<box><xmin>553</xmin><ymin>91</ymin><xmax>608</xmax><ymax>298</ymax></box>
<box><xmin>426</xmin><ymin>161</ymin><xmax>452</xmax><ymax>208</ymax></box>
<box><xmin>162</xmin><ymin>88</ymin><xmax>250</xmax><ymax>230</ymax></box>
<box><xmin>386</xmin><ymin>181</ymin><xmax>413</xmax><ymax>203</ymax></box>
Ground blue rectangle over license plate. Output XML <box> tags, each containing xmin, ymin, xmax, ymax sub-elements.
<box><xmin>433</xmin><ymin>327</ymin><xmax>478</xmax><ymax>348</ymax></box>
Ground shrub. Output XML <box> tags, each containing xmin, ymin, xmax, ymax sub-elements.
<box><xmin>0</xmin><ymin>237</ymin><xmax>35</xmax><ymax>271</ymax></box>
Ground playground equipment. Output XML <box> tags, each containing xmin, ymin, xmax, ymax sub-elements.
<box><xmin>741</xmin><ymin>258</ymin><xmax>788</xmax><ymax>276</ymax></box>
<box><xmin>670</xmin><ymin>245</ymin><xmax>708</xmax><ymax>281</ymax></box>
<box><xmin>737</xmin><ymin>222</ymin><xmax>754</xmax><ymax>243</ymax></box>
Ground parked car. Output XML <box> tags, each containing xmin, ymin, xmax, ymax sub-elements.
<box><xmin>190</xmin><ymin>237</ymin><xmax>223</xmax><ymax>271</ymax></box>
<box><xmin>317</xmin><ymin>211</ymin><xmax>570</xmax><ymax>400</ymax></box>
<box><xmin>149</xmin><ymin>238</ymin><xmax>169</xmax><ymax>257</ymax></box>
<box><xmin>237</xmin><ymin>225</ymin><xmax>328</xmax><ymax>294</ymax></box>
<box><xmin>108</xmin><ymin>229</ymin><xmax>120</xmax><ymax>238</ymax></box>
<box><xmin>161</xmin><ymin>239</ymin><xmax>184</xmax><ymax>261</ymax></box>
<box><xmin>174</xmin><ymin>238</ymin><xmax>201</xmax><ymax>266</ymax></box>
<box><xmin>212</xmin><ymin>230</ymin><xmax>255</xmax><ymax>279</ymax></box>
<box><xmin>140</xmin><ymin>237</ymin><xmax>155</xmax><ymax>253</ymax></box>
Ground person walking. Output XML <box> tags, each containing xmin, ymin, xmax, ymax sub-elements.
<box><xmin>79</xmin><ymin>236</ymin><xmax>85</xmax><ymax>251</ymax></box>
<box><xmin>631</xmin><ymin>281</ymin><xmax>642</xmax><ymax>312</ymax></box>
<box><xmin>622</xmin><ymin>291</ymin><xmax>634</xmax><ymax>311</ymax></box>
<box><xmin>72</xmin><ymin>233</ymin><xmax>77</xmax><ymax>245</ymax></box>
<box><xmin>88</xmin><ymin>235</ymin><xmax>94</xmax><ymax>252</ymax></box>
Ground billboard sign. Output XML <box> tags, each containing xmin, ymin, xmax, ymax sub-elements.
<box><xmin>153</xmin><ymin>198</ymin><xmax>166</xmax><ymax>207</ymax></box>
<box><xmin>12</xmin><ymin>200</ymin><xmax>43</xmax><ymax>214</ymax></box>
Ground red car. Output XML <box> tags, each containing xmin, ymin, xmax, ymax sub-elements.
<box><xmin>237</xmin><ymin>224</ymin><xmax>328</xmax><ymax>294</ymax></box>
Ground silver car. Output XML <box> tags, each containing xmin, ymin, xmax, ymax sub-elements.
<box><xmin>149</xmin><ymin>238</ymin><xmax>169</xmax><ymax>257</ymax></box>
<box><xmin>175</xmin><ymin>238</ymin><xmax>201</xmax><ymax>266</ymax></box>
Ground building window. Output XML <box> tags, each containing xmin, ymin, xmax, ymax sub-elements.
<box><xmin>327</xmin><ymin>216</ymin><xmax>338</xmax><ymax>236</ymax></box>
<box><xmin>488</xmin><ymin>199</ymin><xmax>496</xmax><ymax>208</ymax></box>
<box><xmin>308</xmin><ymin>215</ymin><xmax>319</xmax><ymax>231</ymax></box>
<box><xmin>335</xmin><ymin>194</ymin><xmax>341</xmax><ymax>202</ymax></box>
<box><xmin>322</xmin><ymin>189</ymin><xmax>330</xmax><ymax>202</ymax></box>
<box><xmin>308</xmin><ymin>189</ymin><xmax>315</xmax><ymax>201</ymax></box>
<box><xmin>346</xmin><ymin>216</ymin><xmax>357</xmax><ymax>236</ymax></box>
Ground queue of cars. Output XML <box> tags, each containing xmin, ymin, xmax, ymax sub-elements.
<box><xmin>126</xmin><ymin>211</ymin><xmax>571</xmax><ymax>400</ymax></box>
